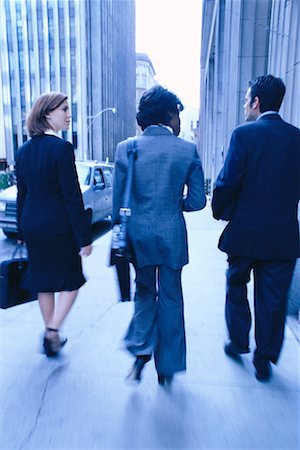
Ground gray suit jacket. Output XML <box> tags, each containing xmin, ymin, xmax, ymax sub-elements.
<box><xmin>113</xmin><ymin>126</ymin><xmax>206</xmax><ymax>269</ymax></box>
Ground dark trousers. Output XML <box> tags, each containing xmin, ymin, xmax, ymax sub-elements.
<box><xmin>124</xmin><ymin>265</ymin><xmax>186</xmax><ymax>375</ymax></box>
<box><xmin>226</xmin><ymin>256</ymin><xmax>296</xmax><ymax>363</ymax></box>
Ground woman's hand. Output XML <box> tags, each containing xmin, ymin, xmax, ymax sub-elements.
<box><xmin>80</xmin><ymin>244</ymin><xmax>93</xmax><ymax>257</ymax></box>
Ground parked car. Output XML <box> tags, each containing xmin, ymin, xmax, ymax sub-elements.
<box><xmin>0</xmin><ymin>161</ymin><xmax>114</xmax><ymax>238</ymax></box>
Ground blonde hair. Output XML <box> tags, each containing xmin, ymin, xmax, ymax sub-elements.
<box><xmin>27</xmin><ymin>92</ymin><xmax>68</xmax><ymax>137</ymax></box>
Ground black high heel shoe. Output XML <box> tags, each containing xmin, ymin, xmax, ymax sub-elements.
<box><xmin>126</xmin><ymin>355</ymin><xmax>151</xmax><ymax>382</ymax></box>
<box><xmin>43</xmin><ymin>327</ymin><xmax>67</xmax><ymax>357</ymax></box>
<box><xmin>157</xmin><ymin>373</ymin><xmax>173</xmax><ymax>386</ymax></box>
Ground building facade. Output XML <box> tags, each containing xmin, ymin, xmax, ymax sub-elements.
<box><xmin>87</xmin><ymin>0</ymin><xmax>136</xmax><ymax>161</ymax></box>
<box><xmin>135</xmin><ymin>52</ymin><xmax>156</xmax><ymax>135</ymax></box>
<box><xmin>180</xmin><ymin>107</ymin><xmax>199</xmax><ymax>143</ymax></box>
<box><xmin>199</xmin><ymin>0</ymin><xmax>300</xmax><ymax>191</ymax></box>
<box><xmin>0</xmin><ymin>0</ymin><xmax>136</xmax><ymax>165</ymax></box>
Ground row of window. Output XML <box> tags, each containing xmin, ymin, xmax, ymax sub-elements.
<box><xmin>1</xmin><ymin>0</ymin><xmax>80</xmax><ymax>150</ymax></box>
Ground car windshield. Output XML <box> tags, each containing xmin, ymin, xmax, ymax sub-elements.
<box><xmin>75</xmin><ymin>163</ymin><xmax>91</xmax><ymax>186</ymax></box>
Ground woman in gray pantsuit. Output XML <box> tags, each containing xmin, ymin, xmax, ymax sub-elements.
<box><xmin>113</xmin><ymin>86</ymin><xmax>206</xmax><ymax>385</ymax></box>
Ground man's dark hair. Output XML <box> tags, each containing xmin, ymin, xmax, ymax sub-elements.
<box><xmin>136</xmin><ymin>85</ymin><xmax>184</xmax><ymax>130</ymax></box>
<box><xmin>249</xmin><ymin>75</ymin><xmax>285</xmax><ymax>113</ymax></box>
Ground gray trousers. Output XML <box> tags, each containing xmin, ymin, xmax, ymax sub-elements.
<box><xmin>124</xmin><ymin>265</ymin><xmax>186</xmax><ymax>375</ymax></box>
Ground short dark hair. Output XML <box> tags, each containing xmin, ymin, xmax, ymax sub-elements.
<box><xmin>27</xmin><ymin>92</ymin><xmax>68</xmax><ymax>137</ymax></box>
<box><xmin>136</xmin><ymin>85</ymin><xmax>184</xmax><ymax>130</ymax></box>
<box><xmin>249</xmin><ymin>75</ymin><xmax>285</xmax><ymax>113</ymax></box>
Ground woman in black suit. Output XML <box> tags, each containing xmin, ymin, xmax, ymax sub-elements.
<box><xmin>16</xmin><ymin>92</ymin><xmax>92</xmax><ymax>357</ymax></box>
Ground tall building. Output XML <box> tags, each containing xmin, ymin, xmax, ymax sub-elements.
<box><xmin>88</xmin><ymin>0</ymin><xmax>136</xmax><ymax>161</ymax></box>
<box><xmin>199</xmin><ymin>0</ymin><xmax>300</xmax><ymax>190</ymax></box>
<box><xmin>135</xmin><ymin>52</ymin><xmax>156</xmax><ymax>135</ymax></box>
<box><xmin>0</xmin><ymin>0</ymin><xmax>136</xmax><ymax>165</ymax></box>
<box><xmin>180</xmin><ymin>107</ymin><xmax>199</xmax><ymax>143</ymax></box>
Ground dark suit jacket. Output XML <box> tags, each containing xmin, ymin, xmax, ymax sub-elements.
<box><xmin>113</xmin><ymin>126</ymin><xmax>206</xmax><ymax>269</ymax></box>
<box><xmin>16</xmin><ymin>134</ymin><xmax>92</xmax><ymax>248</ymax></box>
<box><xmin>212</xmin><ymin>114</ymin><xmax>300</xmax><ymax>260</ymax></box>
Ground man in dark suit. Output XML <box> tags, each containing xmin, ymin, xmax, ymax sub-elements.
<box><xmin>212</xmin><ymin>75</ymin><xmax>300</xmax><ymax>381</ymax></box>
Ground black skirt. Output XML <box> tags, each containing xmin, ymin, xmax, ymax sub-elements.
<box><xmin>22</xmin><ymin>232</ymin><xmax>86</xmax><ymax>292</ymax></box>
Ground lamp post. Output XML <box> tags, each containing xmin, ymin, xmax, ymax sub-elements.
<box><xmin>87</xmin><ymin>107</ymin><xmax>116</xmax><ymax>131</ymax></box>
<box><xmin>87</xmin><ymin>107</ymin><xmax>116</xmax><ymax>160</ymax></box>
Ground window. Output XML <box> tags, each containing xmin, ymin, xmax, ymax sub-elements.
<box><xmin>75</xmin><ymin>163</ymin><xmax>91</xmax><ymax>185</ymax></box>
<box><xmin>102</xmin><ymin>167</ymin><xmax>113</xmax><ymax>187</ymax></box>
<box><xmin>94</xmin><ymin>168</ymin><xmax>104</xmax><ymax>186</ymax></box>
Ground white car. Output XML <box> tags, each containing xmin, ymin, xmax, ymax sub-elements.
<box><xmin>0</xmin><ymin>161</ymin><xmax>114</xmax><ymax>238</ymax></box>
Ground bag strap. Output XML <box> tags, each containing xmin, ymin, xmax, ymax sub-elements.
<box><xmin>119</xmin><ymin>137</ymin><xmax>137</xmax><ymax>219</ymax></box>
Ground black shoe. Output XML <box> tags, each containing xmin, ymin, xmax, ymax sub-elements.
<box><xmin>43</xmin><ymin>328</ymin><xmax>67</xmax><ymax>358</ymax></box>
<box><xmin>253</xmin><ymin>356</ymin><xmax>271</xmax><ymax>382</ymax></box>
<box><xmin>157</xmin><ymin>373</ymin><xmax>173</xmax><ymax>386</ymax></box>
<box><xmin>224</xmin><ymin>340</ymin><xmax>250</xmax><ymax>358</ymax></box>
<box><xmin>126</xmin><ymin>355</ymin><xmax>151</xmax><ymax>382</ymax></box>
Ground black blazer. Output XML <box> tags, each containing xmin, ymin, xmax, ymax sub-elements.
<box><xmin>212</xmin><ymin>114</ymin><xmax>300</xmax><ymax>260</ymax></box>
<box><xmin>16</xmin><ymin>134</ymin><xmax>92</xmax><ymax>248</ymax></box>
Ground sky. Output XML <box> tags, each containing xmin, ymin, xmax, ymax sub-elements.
<box><xmin>135</xmin><ymin>0</ymin><xmax>202</xmax><ymax>110</ymax></box>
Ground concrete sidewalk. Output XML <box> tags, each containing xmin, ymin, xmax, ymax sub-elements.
<box><xmin>0</xmin><ymin>204</ymin><xmax>299</xmax><ymax>449</ymax></box>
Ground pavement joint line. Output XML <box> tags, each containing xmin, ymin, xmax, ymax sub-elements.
<box><xmin>17</xmin><ymin>367</ymin><xmax>54</xmax><ymax>450</ymax></box>
<box><xmin>69</xmin><ymin>301</ymin><xmax>120</xmax><ymax>341</ymax></box>
<box><xmin>91</xmin><ymin>301</ymin><xmax>120</xmax><ymax>328</ymax></box>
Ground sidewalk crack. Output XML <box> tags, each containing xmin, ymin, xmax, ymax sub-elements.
<box><xmin>18</xmin><ymin>366</ymin><xmax>56</xmax><ymax>450</ymax></box>
<box><xmin>73</xmin><ymin>301</ymin><xmax>119</xmax><ymax>341</ymax></box>
<box><xmin>18</xmin><ymin>303</ymin><xmax>119</xmax><ymax>448</ymax></box>
<box><xmin>92</xmin><ymin>301</ymin><xmax>119</xmax><ymax>328</ymax></box>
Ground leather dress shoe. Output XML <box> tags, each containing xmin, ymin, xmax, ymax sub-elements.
<box><xmin>253</xmin><ymin>356</ymin><xmax>271</xmax><ymax>382</ymax></box>
<box><xmin>224</xmin><ymin>340</ymin><xmax>250</xmax><ymax>358</ymax></box>
<box><xmin>126</xmin><ymin>355</ymin><xmax>151</xmax><ymax>382</ymax></box>
<box><xmin>157</xmin><ymin>373</ymin><xmax>173</xmax><ymax>386</ymax></box>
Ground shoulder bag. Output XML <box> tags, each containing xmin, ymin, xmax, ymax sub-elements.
<box><xmin>0</xmin><ymin>244</ymin><xmax>37</xmax><ymax>309</ymax></box>
<box><xmin>111</xmin><ymin>136</ymin><xmax>137</xmax><ymax>263</ymax></box>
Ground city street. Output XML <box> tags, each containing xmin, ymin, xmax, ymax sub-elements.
<box><xmin>0</xmin><ymin>204</ymin><xmax>299</xmax><ymax>449</ymax></box>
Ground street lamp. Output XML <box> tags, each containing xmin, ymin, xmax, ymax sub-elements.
<box><xmin>87</xmin><ymin>107</ymin><xmax>116</xmax><ymax>131</ymax></box>
<box><xmin>87</xmin><ymin>107</ymin><xmax>116</xmax><ymax>161</ymax></box>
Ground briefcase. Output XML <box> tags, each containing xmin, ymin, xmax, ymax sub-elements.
<box><xmin>0</xmin><ymin>255</ymin><xmax>37</xmax><ymax>309</ymax></box>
